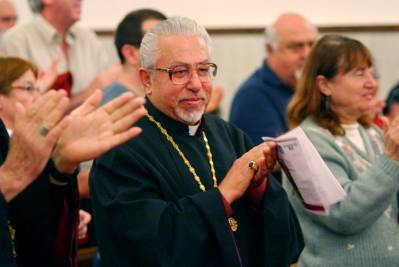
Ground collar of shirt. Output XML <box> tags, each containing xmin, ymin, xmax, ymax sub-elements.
<box><xmin>261</xmin><ymin>59</ymin><xmax>293</xmax><ymax>95</ymax></box>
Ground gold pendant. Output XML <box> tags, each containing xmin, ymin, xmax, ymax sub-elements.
<box><xmin>228</xmin><ymin>217</ymin><xmax>238</xmax><ymax>232</ymax></box>
<box><xmin>8</xmin><ymin>221</ymin><xmax>16</xmax><ymax>257</ymax></box>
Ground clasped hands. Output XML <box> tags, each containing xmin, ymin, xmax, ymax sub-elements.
<box><xmin>218</xmin><ymin>142</ymin><xmax>277</xmax><ymax>204</ymax></box>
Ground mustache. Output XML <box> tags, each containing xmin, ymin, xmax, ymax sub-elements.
<box><xmin>178</xmin><ymin>92</ymin><xmax>208</xmax><ymax>102</ymax></box>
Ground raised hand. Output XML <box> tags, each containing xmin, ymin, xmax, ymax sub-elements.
<box><xmin>36</xmin><ymin>57</ymin><xmax>60</xmax><ymax>93</ymax></box>
<box><xmin>93</xmin><ymin>63</ymin><xmax>122</xmax><ymax>90</ymax></box>
<box><xmin>0</xmin><ymin>90</ymin><xmax>70</xmax><ymax>201</ymax></box>
<box><xmin>52</xmin><ymin>90</ymin><xmax>147</xmax><ymax>173</ymax></box>
<box><xmin>383</xmin><ymin>113</ymin><xmax>399</xmax><ymax>162</ymax></box>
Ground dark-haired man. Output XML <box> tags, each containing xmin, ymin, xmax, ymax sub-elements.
<box><xmin>101</xmin><ymin>9</ymin><xmax>166</xmax><ymax>104</ymax></box>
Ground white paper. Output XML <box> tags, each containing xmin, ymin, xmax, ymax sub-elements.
<box><xmin>263</xmin><ymin>127</ymin><xmax>346</xmax><ymax>215</ymax></box>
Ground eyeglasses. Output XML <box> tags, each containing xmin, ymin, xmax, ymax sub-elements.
<box><xmin>10</xmin><ymin>84</ymin><xmax>40</xmax><ymax>94</ymax></box>
<box><xmin>151</xmin><ymin>62</ymin><xmax>217</xmax><ymax>85</ymax></box>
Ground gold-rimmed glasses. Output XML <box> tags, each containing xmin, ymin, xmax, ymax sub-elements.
<box><xmin>10</xmin><ymin>84</ymin><xmax>40</xmax><ymax>94</ymax></box>
<box><xmin>151</xmin><ymin>62</ymin><xmax>217</xmax><ymax>85</ymax></box>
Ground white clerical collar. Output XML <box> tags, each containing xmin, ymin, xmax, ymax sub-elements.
<box><xmin>188</xmin><ymin>124</ymin><xmax>200</xmax><ymax>136</ymax></box>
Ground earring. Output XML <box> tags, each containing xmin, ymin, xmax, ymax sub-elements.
<box><xmin>322</xmin><ymin>95</ymin><xmax>331</xmax><ymax>113</ymax></box>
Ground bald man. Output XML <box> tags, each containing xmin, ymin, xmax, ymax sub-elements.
<box><xmin>230</xmin><ymin>13</ymin><xmax>317</xmax><ymax>145</ymax></box>
<box><xmin>0</xmin><ymin>0</ymin><xmax>16</xmax><ymax>33</ymax></box>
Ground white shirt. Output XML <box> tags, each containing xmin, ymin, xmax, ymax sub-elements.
<box><xmin>0</xmin><ymin>15</ymin><xmax>111</xmax><ymax>95</ymax></box>
<box><xmin>342</xmin><ymin>123</ymin><xmax>366</xmax><ymax>153</ymax></box>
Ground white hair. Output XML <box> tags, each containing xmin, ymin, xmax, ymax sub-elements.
<box><xmin>140</xmin><ymin>16</ymin><xmax>211</xmax><ymax>69</ymax></box>
<box><xmin>264</xmin><ymin>24</ymin><xmax>279</xmax><ymax>50</ymax></box>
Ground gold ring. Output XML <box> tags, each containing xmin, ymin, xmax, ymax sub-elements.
<box><xmin>248</xmin><ymin>160</ymin><xmax>259</xmax><ymax>172</ymax></box>
<box><xmin>38</xmin><ymin>123</ymin><xmax>50</xmax><ymax>137</ymax></box>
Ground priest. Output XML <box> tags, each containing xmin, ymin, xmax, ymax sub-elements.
<box><xmin>90</xmin><ymin>16</ymin><xmax>304</xmax><ymax>267</ymax></box>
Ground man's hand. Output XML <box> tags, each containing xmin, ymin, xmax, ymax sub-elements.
<box><xmin>93</xmin><ymin>63</ymin><xmax>122</xmax><ymax>90</ymax></box>
<box><xmin>68</xmin><ymin>63</ymin><xmax>122</xmax><ymax>110</ymax></box>
<box><xmin>52</xmin><ymin>90</ymin><xmax>147</xmax><ymax>173</ymax></box>
<box><xmin>206</xmin><ymin>85</ymin><xmax>224</xmax><ymax>113</ymax></box>
<box><xmin>383</xmin><ymin>113</ymin><xmax>399</xmax><ymax>162</ymax></box>
<box><xmin>36</xmin><ymin>57</ymin><xmax>60</xmax><ymax>93</ymax></box>
<box><xmin>218</xmin><ymin>142</ymin><xmax>277</xmax><ymax>204</ymax></box>
<box><xmin>78</xmin><ymin>209</ymin><xmax>92</xmax><ymax>240</ymax></box>
<box><xmin>0</xmin><ymin>91</ymin><xmax>70</xmax><ymax>202</ymax></box>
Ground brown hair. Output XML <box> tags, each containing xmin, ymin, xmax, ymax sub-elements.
<box><xmin>287</xmin><ymin>34</ymin><xmax>373</xmax><ymax>136</ymax></box>
<box><xmin>0</xmin><ymin>57</ymin><xmax>38</xmax><ymax>95</ymax></box>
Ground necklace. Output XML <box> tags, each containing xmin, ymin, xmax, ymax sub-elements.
<box><xmin>146</xmin><ymin>113</ymin><xmax>238</xmax><ymax>231</ymax></box>
<box><xmin>8</xmin><ymin>221</ymin><xmax>16</xmax><ymax>257</ymax></box>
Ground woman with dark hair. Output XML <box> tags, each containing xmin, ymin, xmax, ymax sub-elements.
<box><xmin>286</xmin><ymin>35</ymin><xmax>399</xmax><ymax>266</ymax></box>
<box><xmin>0</xmin><ymin>56</ymin><xmax>146</xmax><ymax>267</ymax></box>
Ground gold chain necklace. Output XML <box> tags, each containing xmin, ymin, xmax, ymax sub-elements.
<box><xmin>8</xmin><ymin>221</ymin><xmax>16</xmax><ymax>257</ymax></box>
<box><xmin>146</xmin><ymin>113</ymin><xmax>238</xmax><ymax>231</ymax></box>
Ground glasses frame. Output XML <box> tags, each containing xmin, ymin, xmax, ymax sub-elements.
<box><xmin>10</xmin><ymin>84</ymin><xmax>40</xmax><ymax>94</ymax></box>
<box><xmin>151</xmin><ymin>62</ymin><xmax>218</xmax><ymax>85</ymax></box>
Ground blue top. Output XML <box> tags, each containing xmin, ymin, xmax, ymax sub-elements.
<box><xmin>101</xmin><ymin>82</ymin><xmax>132</xmax><ymax>106</ymax></box>
<box><xmin>229</xmin><ymin>61</ymin><xmax>293</xmax><ymax>145</ymax></box>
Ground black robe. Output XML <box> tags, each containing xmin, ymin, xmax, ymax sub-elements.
<box><xmin>90</xmin><ymin>100</ymin><xmax>304</xmax><ymax>267</ymax></box>
<box><xmin>0</xmin><ymin>120</ymin><xmax>15</xmax><ymax>267</ymax></box>
<box><xmin>9</xmin><ymin>162</ymin><xmax>79</xmax><ymax>267</ymax></box>
<box><xmin>0</xmin><ymin>120</ymin><xmax>79</xmax><ymax>267</ymax></box>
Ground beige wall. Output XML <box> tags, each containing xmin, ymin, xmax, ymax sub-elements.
<box><xmin>99</xmin><ymin>30</ymin><xmax>399</xmax><ymax>120</ymax></box>
<box><xmin>11</xmin><ymin>0</ymin><xmax>399</xmax><ymax>119</ymax></box>
<box><xmin>13</xmin><ymin>0</ymin><xmax>399</xmax><ymax>30</ymax></box>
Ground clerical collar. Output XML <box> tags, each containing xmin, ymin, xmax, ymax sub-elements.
<box><xmin>188</xmin><ymin>124</ymin><xmax>200</xmax><ymax>136</ymax></box>
<box><xmin>145</xmin><ymin>98</ymin><xmax>204</xmax><ymax>137</ymax></box>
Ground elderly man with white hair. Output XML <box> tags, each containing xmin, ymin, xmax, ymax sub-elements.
<box><xmin>230</xmin><ymin>13</ymin><xmax>317</xmax><ymax>146</ymax></box>
<box><xmin>90</xmin><ymin>16</ymin><xmax>304</xmax><ymax>267</ymax></box>
<box><xmin>230</xmin><ymin>13</ymin><xmax>317</xmax><ymax>184</ymax></box>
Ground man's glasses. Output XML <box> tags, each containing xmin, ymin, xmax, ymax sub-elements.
<box><xmin>10</xmin><ymin>84</ymin><xmax>40</xmax><ymax>94</ymax></box>
<box><xmin>151</xmin><ymin>62</ymin><xmax>217</xmax><ymax>85</ymax></box>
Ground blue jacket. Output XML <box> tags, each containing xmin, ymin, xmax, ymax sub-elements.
<box><xmin>229</xmin><ymin>61</ymin><xmax>293</xmax><ymax>144</ymax></box>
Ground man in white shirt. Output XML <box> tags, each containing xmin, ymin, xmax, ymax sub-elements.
<box><xmin>1</xmin><ymin>0</ymin><xmax>120</xmax><ymax>109</ymax></box>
